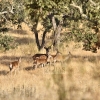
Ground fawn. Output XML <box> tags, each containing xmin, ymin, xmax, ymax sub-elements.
<box><xmin>9</xmin><ymin>57</ymin><xmax>21</xmax><ymax>75</ymax></box>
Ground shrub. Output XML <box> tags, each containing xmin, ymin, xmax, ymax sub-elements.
<box><xmin>0</xmin><ymin>34</ymin><xmax>18</xmax><ymax>51</ymax></box>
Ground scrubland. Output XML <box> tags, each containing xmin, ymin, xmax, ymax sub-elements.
<box><xmin>0</xmin><ymin>23</ymin><xmax>100</xmax><ymax>100</ymax></box>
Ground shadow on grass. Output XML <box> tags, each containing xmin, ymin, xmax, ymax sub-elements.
<box><xmin>15</xmin><ymin>37</ymin><xmax>34</xmax><ymax>45</ymax></box>
<box><xmin>8</xmin><ymin>28</ymin><xmax>35</xmax><ymax>46</ymax></box>
<box><xmin>24</xmin><ymin>66</ymin><xmax>35</xmax><ymax>71</ymax></box>
<box><xmin>9</xmin><ymin>28</ymin><xmax>28</xmax><ymax>35</ymax></box>
<box><xmin>0</xmin><ymin>70</ymin><xmax>9</xmax><ymax>75</ymax></box>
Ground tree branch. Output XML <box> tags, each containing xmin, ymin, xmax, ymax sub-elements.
<box><xmin>70</xmin><ymin>1</ymin><xmax>83</xmax><ymax>14</ymax></box>
<box><xmin>89</xmin><ymin>0</ymin><xmax>97</xmax><ymax>6</ymax></box>
<box><xmin>0</xmin><ymin>4</ymin><xmax>14</xmax><ymax>15</ymax></box>
<box><xmin>52</xmin><ymin>15</ymin><xmax>57</xmax><ymax>31</ymax></box>
<box><xmin>41</xmin><ymin>29</ymin><xmax>48</xmax><ymax>48</ymax></box>
<box><xmin>0</xmin><ymin>11</ymin><xmax>8</xmax><ymax>15</ymax></box>
<box><xmin>32</xmin><ymin>27</ymin><xmax>41</xmax><ymax>50</ymax></box>
<box><xmin>70</xmin><ymin>1</ymin><xmax>88</xmax><ymax>19</ymax></box>
<box><xmin>9</xmin><ymin>5</ymin><xmax>14</xmax><ymax>14</ymax></box>
<box><xmin>89</xmin><ymin>0</ymin><xmax>100</xmax><ymax>9</ymax></box>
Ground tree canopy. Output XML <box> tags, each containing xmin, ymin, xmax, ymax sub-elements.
<box><xmin>0</xmin><ymin>0</ymin><xmax>100</xmax><ymax>52</ymax></box>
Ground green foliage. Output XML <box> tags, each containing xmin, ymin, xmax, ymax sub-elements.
<box><xmin>0</xmin><ymin>34</ymin><xmax>18</xmax><ymax>51</ymax></box>
<box><xmin>65</xmin><ymin>28</ymin><xmax>98</xmax><ymax>52</ymax></box>
<box><xmin>12</xmin><ymin>1</ymin><xmax>25</xmax><ymax>24</ymax></box>
<box><xmin>0</xmin><ymin>0</ymin><xmax>25</xmax><ymax>27</ymax></box>
<box><xmin>83</xmin><ymin>33</ymin><xmax>98</xmax><ymax>52</ymax></box>
<box><xmin>24</xmin><ymin>0</ymin><xmax>69</xmax><ymax>24</ymax></box>
<box><xmin>24</xmin><ymin>0</ymin><xmax>100</xmax><ymax>52</ymax></box>
<box><xmin>42</xmin><ymin>16</ymin><xmax>52</xmax><ymax>29</ymax></box>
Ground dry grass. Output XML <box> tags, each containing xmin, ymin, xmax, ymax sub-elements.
<box><xmin>0</xmin><ymin>23</ymin><xmax>100</xmax><ymax>100</ymax></box>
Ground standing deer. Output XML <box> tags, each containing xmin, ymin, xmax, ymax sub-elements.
<box><xmin>33</xmin><ymin>53</ymin><xmax>53</xmax><ymax>69</ymax></box>
<box><xmin>51</xmin><ymin>49</ymin><xmax>63</xmax><ymax>63</ymax></box>
<box><xmin>9</xmin><ymin>57</ymin><xmax>21</xmax><ymax>75</ymax></box>
<box><xmin>33</xmin><ymin>57</ymin><xmax>47</xmax><ymax>69</ymax></box>
<box><xmin>50</xmin><ymin>50</ymin><xmax>72</xmax><ymax>64</ymax></box>
<box><xmin>32</xmin><ymin>54</ymin><xmax>48</xmax><ymax>61</ymax></box>
<box><xmin>32</xmin><ymin>46</ymin><xmax>52</xmax><ymax>68</ymax></box>
<box><xmin>32</xmin><ymin>46</ymin><xmax>51</xmax><ymax>60</ymax></box>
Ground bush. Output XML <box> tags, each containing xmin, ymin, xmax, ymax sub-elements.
<box><xmin>0</xmin><ymin>34</ymin><xmax>18</xmax><ymax>51</ymax></box>
<box><xmin>65</xmin><ymin>29</ymin><xmax>98</xmax><ymax>52</ymax></box>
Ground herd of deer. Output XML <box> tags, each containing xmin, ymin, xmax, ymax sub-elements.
<box><xmin>8</xmin><ymin>46</ymin><xmax>72</xmax><ymax>75</ymax></box>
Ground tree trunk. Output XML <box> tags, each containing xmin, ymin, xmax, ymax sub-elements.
<box><xmin>54</xmin><ymin>24</ymin><xmax>62</xmax><ymax>50</ymax></box>
<box><xmin>32</xmin><ymin>27</ymin><xmax>41</xmax><ymax>50</ymax></box>
<box><xmin>32</xmin><ymin>25</ymin><xmax>48</xmax><ymax>51</ymax></box>
<box><xmin>41</xmin><ymin>29</ymin><xmax>48</xmax><ymax>48</ymax></box>
<box><xmin>52</xmin><ymin>15</ymin><xmax>62</xmax><ymax>50</ymax></box>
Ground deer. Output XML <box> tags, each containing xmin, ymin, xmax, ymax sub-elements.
<box><xmin>33</xmin><ymin>57</ymin><xmax>47</xmax><ymax>69</ymax></box>
<box><xmin>32</xmin><ymin>46</ymin><xmax>51</xmax><ymax>59</ymax></box>
<box><xmin>32</xmin><ymin>46</ymin><xmax>51</xmax><ymax>65</ymax></box>
<box><xmin>32</xmin><ymin>46</ymin><xmax>55</xmax><ymax>69</ymax></box>
<box><xmin>50</xmin><ymin>50</ymin><xmax>73</xmax><ymax>64</ymax></box>
<box><xmin>33</xmin><ymin>53</ymin><xmax>53</xmax><ymax>69</ymax></box>
<box><xmin>9</xmin><ymin>57</ymin><xmax>21</xmax><ymax>75</ymax></box>
<box><xmin>32</xmin><ymin>54</ymin><xmax>48</xmax><ymax>61</ymax></box>
<box><xmin>53</xmin><ymin>49</ymin><xmax>63</xmax><ymax>63</ymax></box>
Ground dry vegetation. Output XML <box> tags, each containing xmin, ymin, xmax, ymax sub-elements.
<box><xmin>0</xmin><ymin>23</ymin><xmax>100</xmax><ymax>100</ymax></box>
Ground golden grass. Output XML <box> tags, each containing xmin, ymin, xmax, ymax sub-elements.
<box><xmin>0</xmin><ymin>23</ymin><xmax>100</xmax><ymax>100</ymax></box>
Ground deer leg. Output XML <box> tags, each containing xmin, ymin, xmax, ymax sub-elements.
<box><xmin>41</xmin><ymin>64</ymin><xmax>44</xmax><ymax>68</ymax></box>
<box><xmin>34</xmin><ymin>65</ymin><xmax>37</xmax><ymax>69</ymax></box>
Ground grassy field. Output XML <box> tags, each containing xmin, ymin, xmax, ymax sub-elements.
<box><xmin>0</xmin><ymin>23</ymin><xmax>100</xmax><ymax>100</ymax></box>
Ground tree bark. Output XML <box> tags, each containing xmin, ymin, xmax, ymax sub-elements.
<box><xmin>32</xmin><ymin>27</ymin><xmax>41</xmax><ymax>50</ymax></box>
<box><xmin>54</xmin><ymin>24</ymin><xmax>62</xmax><ymax>50</ymax></box>
<box><xmin>32</xmin><ymin>24</ymin><xmax>48</xmax><ymax>51</ymax></box>
<box><xmin>41</xmin><ymin>29</ymin><xmax>48</xmax><ymax>49</ymax></box>
<box><xmin>52</xmin><ymin>15</ymin><xmax>62</xmax><ymax>50</ymax></box>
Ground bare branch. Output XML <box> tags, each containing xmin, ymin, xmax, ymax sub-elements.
<box><xmin>89</xmin><ymin>0</ymin><xmax>97</xmax><ymax>6</ymax></box>
<box><xmin>2</xmin><ymin>15</ymin><xmax>8</xmax><ymax>21</ymax></box>
<box><xmin>8</xmin><ymin>5</ymin><xmax>14</xmax><ymax>14</ymax></box>
<box><xmin>70</xmin><ymin>1</ymin><xmax>83</xmax><ymax>14</ymax></box>
<box><xmin>70</xmin><ymin>1</ymin><xmax>88</xmax><ymax>19</ymax></box>
<box><xmin>0</xmin><ymin>11</ymin><xmax>8</xmax><ymax>15</ymax></box>
<box><xmin>10</xmin><ymin>5</ymin><xmax>14</xmax><ymax>14</ymax></box>
<box><xmin>89</xmin><ymin>0</ymin><xmax>100</xmax><ymax>10</ymax></box>
<box><xmin>52</xmin><ymin>16</ymin><xmax>57</xmax><ymax>31</ymax></box>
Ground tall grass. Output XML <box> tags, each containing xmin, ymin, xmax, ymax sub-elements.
<box><xmin>0</xmin><ymin>23</ymin><xmax>100</xmax><ymax>100</ymax></box>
